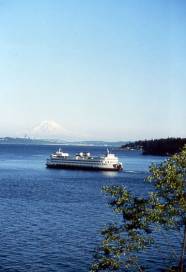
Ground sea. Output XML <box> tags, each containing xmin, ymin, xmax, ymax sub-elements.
<box><xmin>0</xmin><ymin>144</ymin><xmax>181</xmax><ymax>272</ymax></box>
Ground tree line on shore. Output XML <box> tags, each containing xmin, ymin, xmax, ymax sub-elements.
<box><xmin>121</xmin><ymin>137</ymin><xmax>186</xmax><ymax>156</ymax></box>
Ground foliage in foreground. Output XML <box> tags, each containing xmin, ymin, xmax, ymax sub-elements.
<box><xmin>90</xmin><ymin>146</ymin><xmax>186</xmax><ymax>272</ymax></box>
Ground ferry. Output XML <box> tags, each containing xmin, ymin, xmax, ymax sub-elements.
<box><xmin>46</xmin><ymin>149</ymin><xmax>123</xmax><ymax>171</ymax></box>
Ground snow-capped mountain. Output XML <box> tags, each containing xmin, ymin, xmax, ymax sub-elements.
<box><xmin>30</xmin><ymin>120</ymin><xmax>71</xmax><ymax>140</ymax></box>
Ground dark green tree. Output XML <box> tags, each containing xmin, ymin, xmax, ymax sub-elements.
<box><xmin>91</xmin><ymin>146</ymin><xmax>186</xmax><ymax>272</ymax></box>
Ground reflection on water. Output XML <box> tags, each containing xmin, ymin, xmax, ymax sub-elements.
<box><xmin>102</xmin><ymin>171</ymin><xmax>119</xmax><ymax>178</ymax></box>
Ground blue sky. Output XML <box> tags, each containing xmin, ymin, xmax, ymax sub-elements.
<box><xmin>0</xmin><ymin>0</ymin><xmax>185</xmax><ymax>140</ymax></box>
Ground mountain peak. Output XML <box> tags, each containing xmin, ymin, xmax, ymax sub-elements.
<box><xmin>31</xmin><ymin>120</ymin><xmax>70</xmax><ymax>139</ymax></box>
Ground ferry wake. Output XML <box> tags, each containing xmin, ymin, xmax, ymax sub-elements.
<box><xmin>46</xmin><ymin>149</ymin><xmax>123</xmax><ymax>171</ymax></box>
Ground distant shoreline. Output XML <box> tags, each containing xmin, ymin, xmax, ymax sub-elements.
<box><xmin>0</xmin><ymin>137</ymin><xmax>127</xmax><ymax>147</ymax></box>
<box><xmin>121</xmin><ymin>137</ymin><xmax>186</xmax><ymax>156</ymax></box>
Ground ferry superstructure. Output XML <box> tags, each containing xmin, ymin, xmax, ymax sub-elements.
<box><xmin>46</xmin><ymin>149</ymin><xmax>123</xmax><ymax>171</ymax></box>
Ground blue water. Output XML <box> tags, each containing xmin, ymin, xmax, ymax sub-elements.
<box><xmin>0</xmin><ymin>144</ymin><xmax>180</xmax><ymax>271</ymax></box>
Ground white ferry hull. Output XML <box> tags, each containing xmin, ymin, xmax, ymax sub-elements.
<box><xmin>46</xmin><ymin>160</ymin><xmax>123</xmax><ymax>171</ymax></box>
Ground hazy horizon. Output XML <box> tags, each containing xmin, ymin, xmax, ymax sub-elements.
<box><xmin>0</xmin><ymin>1</ymin><xmax>185</xmax><ymax>140</ymax></box>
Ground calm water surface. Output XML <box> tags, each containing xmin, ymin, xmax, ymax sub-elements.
<box><xmin>0</xmin><ymin>145</ymin><xmax>179</xmax><ymax>271</ymax></box>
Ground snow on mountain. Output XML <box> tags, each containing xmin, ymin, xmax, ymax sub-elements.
<box><xmin>31</xmin><ymin>120</ymin><xmax>71</xmax><ymax>139</ymax></box>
